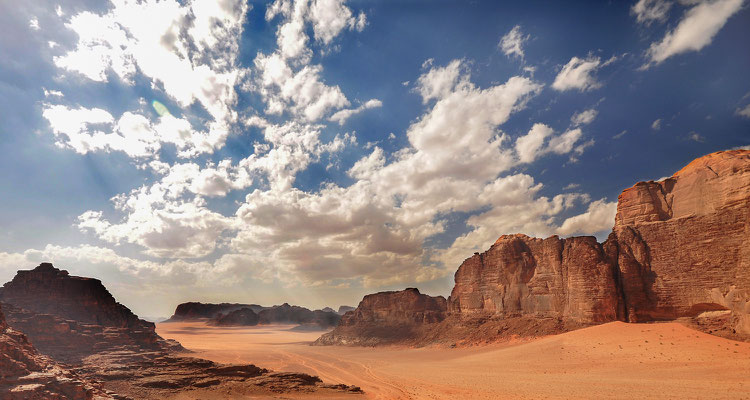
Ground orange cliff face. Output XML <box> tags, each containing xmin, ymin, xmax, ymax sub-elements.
<box><xmin>608</xmin><ymin>149</ymin><xmax>750</xmax><ymax>329</ymax></box>
<box><xmin>319</xmin><ymin>150</ymin><xmax>750</xmax><ymax>346</ymax></box>
<box><xmin>448</xmin><ymin>149</ymin><xmax>750</xmax><ymax>335</ymax></box>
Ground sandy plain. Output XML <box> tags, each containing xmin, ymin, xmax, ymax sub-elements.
<box><xmin>156</xmin><ymin>321</ymin><xmax>750</xmax><ymax>399</ymax></box>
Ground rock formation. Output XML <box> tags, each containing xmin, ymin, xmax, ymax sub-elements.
<box><xmin>0</xmin><ymin>264</ymin><xmax>362</xmax><ymax>398</ymax></box>
<box><xmin>0</xmin><ymin>304</ymin><xmax>114</xmax><ymax>399</ymax></box>
<box><xmin>0</xmin><ymin>263</ymin><xmax>179</xmax><ymax>362</ymax></box>
<box><xmin>337</xmin><ymin>306</ymin><xmax>355</xmax><ymax>315</ymax></box>
<box><xmin>180</xmin><ymin>302</ymin><xmax>342</xmax><ymax>329</ymax></box>
<box><xmin>317</xmin><ymin>150</ymin><xmax>750</xmax><ymax>346</ymax></box>
<box><xmin>315</xmin><ymin>288</ymin><xmax>446</xmax><ymax>345</ymax></box>
<box><xmin>208</xmin><ymin>307</ymin><xmax>259</xmax><ymax>327</ymax></box>
<box><xmin>166</xmin><ymin>302</ymin><xmax>267</xmax><ymax>322</ymax></box>
<box><xmin>606</xmin><ymin>150</ymin><xmax>750</xmax><ymax>334</ymax></box>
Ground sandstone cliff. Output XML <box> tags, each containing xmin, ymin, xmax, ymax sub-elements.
<box><xmin>315</xmin><ymin>288</ymin><xmax>446</xmax><ymax>345</ymax></box>
<box><xmin>0</xmin><ymin>304</ymin><xmax>114</xmax><ymax>399</ymax></box>
<box><xmin>317</xmin><ymin>150</ymin><xmax>750</xmax><ymax>346</ymax></box>
<box><xmin>0</xmin><ymin>265</ymin><xmax>362</xmax><ymax>398</ymax></box>
<box><xmin>0</xmin><ymin>263</ymin><xmax>179</xmax><ymax>362</ymax></box>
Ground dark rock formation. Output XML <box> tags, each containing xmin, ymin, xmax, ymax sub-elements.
<box><xmin>208</xmin><ymin>308</ymin><xmax>259</xmax><ymax>327</ymax></box>
<box><xmin>258</xmin><ymin>304</ymin><xmax>340</xmax><ymax>329</ymax></box>
<box><xmin>337</xmin><ymin>306</ymin><xmax>355</xmax><ymax>315</ymax></box>
<box><xmin>317</xmin><ymin>150</ymin><xmax>750</xmax><ymax>346</ymax></box>
<box><xmin>0</xmin><ymin>265</ymin><xmax>362</xmax><ymax>398</ymax></box>
<box><xmin>196</xmin><ymin>303</ymin><xmax>341</xmax><ymax>329</ymax></box>
<box><xmin>315</xmin><ymin>288</ymin><xmax>446</xmax><ymax>345</ymax></box>
<box><xmin>0</xmin><ymin>263</ymin><xmax>179</xmax><ymax>362</ymax></box>
<box><xmin>166</xmin><ymin>302</ymin><xmax>267</xmax><ymax>322</ymax></box>
<box><xmin>0</xmin><ymin>304</ymin><xmax>114</xmax><ymax>399</ymax></box>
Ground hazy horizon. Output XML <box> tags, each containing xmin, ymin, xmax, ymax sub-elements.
<box><xmin>1</xmin><ymin>0</ymin><xmax>749</xmax><ymax>318</ymax></box>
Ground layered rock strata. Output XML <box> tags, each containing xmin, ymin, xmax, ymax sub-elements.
<box><xmin>0</xmin><ymin>304</ymin><xmax>114</xmax><ymax>399</ymax></box>
<box><xmin>0</xmin><ymin>264</ymin><xmax>362</xmax><ymax>398</ymax></box>
<box><xmin>317</xmin><ymin>150</ymin><xmax>750</xmax><ymax>346</ymax></box>
<box><xmin>315</xmin><ymin>288</ymin><xmax>446</xmax><ymax>345</ymax></box>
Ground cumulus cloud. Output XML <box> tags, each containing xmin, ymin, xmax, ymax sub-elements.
<box><xmin>552</xmin><ymin>56</ymin><xmax>603</xmax><ymax>92</ymax></box>
<box><xmin>51</xmin><ymin>0</ymin><xmax>250</xmax><ymax>157</ymax></box>
<box><xmin>571</xmin><ymin>108</ymin><xmax>598</xmax><ymax>126</ymax></box>
<box><xmin>499</xmin><ymin>25</ymin><xmax>529</xmax><ymax>59</ymax></box>
<box><xmin>644</xmin><ymin>0</ymin><xmax>744</xmax><ymax>66</ymax></box>
<box><xmin>631</xmin><ymin>0</ymin><xmax>673</xmax><ymax>25</ymax></box>
<box><xmin>736</xmin><ymin>104</ymin><xmax>750</xmax><ymax>118</ymax></box>
<box><xmin>415</xmin><ymin>59</ymin><xmax>468</xmax><ymax>103</ymax></box>
<box><xmin>652</xmin><ymin>118</ymin><xmax>662</xmax><ymax>130</ymax></box>
<box><xmin>42</xmin><ymin>104</ymin><xmax>222</xmax><ymax>158</ymax></box>
<box><xmin>328</xmin><ymin>99</ymin><xmax>382</xmax><ymax>125</ymax></box>
<box><xmin>515</xmin><ymin>123</ymin><xmax>589</xmax><ymax>164</ymax></box>
<box><xmin>557</xmin><ymin>199</ymin><xmax>617</xmax><ymax>236</ymax></box>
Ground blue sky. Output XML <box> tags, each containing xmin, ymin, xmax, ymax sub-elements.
<box><xmin>0</xmin><ymin>0</ymin><xmax>748</xmax><ymax>317</ymax></box>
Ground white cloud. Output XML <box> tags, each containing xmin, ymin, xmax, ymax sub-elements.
<box><xmin>552</xmin><ymin>56</ymin><xmax>603</xmax><ymax>92</ymax></box>
<box><xmin>499</xmin><ymin>25</ymin><xmax>528</xmax><ymax>59</ymax></box>
<box><xmin>515</xmin><ymin>124</ymin><xmax>588</xmax><ymax>164</ymax></box>
<box><xmin>42</xmin><ymin>104</ymin><xmax>225</xmax><ymax>159</ymax></box>
<box><xmin>613</xmin><ymin>129</ymin><xmax>628</xmax><ymax>139</ymax></box>
<box><xmin>557</xmin><ymin>199</ymin><xmax>617</xmax><ymax>236</ymax></box>
<box><xmin>515</xmin><ymin>123</ymin><xmax>553</xmax><ymax>164</ymax></box>
<box><xmin>736</xmin><ymin>104</ymin><xmax>750</xmax><ymax>118</ymax></box>
<box><xmin>645</xmin><ymin>0</ymin><xmax>743</xmax><ymax>66</ymax></box>
<box><xmin>571</xmin><ymin>108</ymin><xmax>598</xmax><ymax>126</ymax></box>
<box><xmin>651</xmin><ymin>118</ymin><xmax>662</xmax><ymax>130</ymax></box>
<box><xmin>631</xmin><ymin>0</ymin><xmax>673</xmax><ymax>25</ymax></box>
<box><xmin>53</xmin><ymin>0</ymin><xmax>249</xmax><ymax>155</ymax></box>
<box><xmin>29</xmin><ymin>17</ymin><xmax>40</xmax><ymax>30</ymax></box>
<box><xmin>687</xmin><ymin>131</ymin><xmax>705</xmax><ymax>142</ymax></box>
<box><xmin>329</xmin><ymin>99</ymin><xmax>382</xmax><ymax>125</ymax></box>
<box><xmin>415</xmin><ymin>59</ymin><xmax>468</xmax><ymax>103</ymax></box>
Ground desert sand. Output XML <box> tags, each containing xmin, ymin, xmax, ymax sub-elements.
<box><xmin>157</xmin><ymin>321</ymin><xmax>750</xmax><ymax>399</ymax></box>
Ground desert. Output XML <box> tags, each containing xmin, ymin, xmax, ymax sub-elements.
<box><xmin>2</xmin><ymin>1</ymin><xmax>750</xmax><ymax>399</ymax></box>
<box><xmin>157</xmin><ymin>321</ymin><xmax>750</xmax><ymax>399</ymax></box>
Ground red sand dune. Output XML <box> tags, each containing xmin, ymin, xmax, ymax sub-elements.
<box><xmin>157</xmin><ymin>321</ymin><xmax>750</xmax><ymax>399</ymax></box>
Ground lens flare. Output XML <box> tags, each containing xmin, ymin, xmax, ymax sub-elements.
<box><xmin>151</xmin><ymin>100</ymin><xmax>171</xmax><ymax>117</ymax></box>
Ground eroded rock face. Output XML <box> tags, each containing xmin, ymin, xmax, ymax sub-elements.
<box><xmin>317</xmin><ymin>150</ymin><xmax>750</xmax><ymax>345</ymax></box>
<box><xmin>448</xmin><ymin>234</ymin><xmax>623</xmax><ymax>324</ymax></box>
<box><xmin>315</xmin><ymin>289</ymin><xmax>446</xmax><ymax>345</ymax></box>
<box><xmin>447</xmin><ymin>150</ymin><xmax>750</xmax><ymax>336</ymax></box>
<box><xmin>166</xmin><ymin>302</ymin><xmax>267</xmax><ymax>322</ymax></box>
<box><xmin>198</xmin><ymin>303</ymin><xmax>341</xmax><ymax>329</ymax></box>
<box><xmin>0</xmin><ymin>304</ymin><xmax>114</xmax><ymax>399</ymax></box>
<box><xmin>0</xmin><ymin>263</ymin><xmax>178</xmax><ymax>362</ymax></box>
<box><xmin>608</xmin><ymin>150</ymin><xmax>750</xmax><ymax>333</ymax></box>
<box><xmin>208</xmin><ymin>308</ymin><xmax>259</xmax><ymax>327</ymax></box>
<box><xmin>0</xmin><ymin>267</ymin><xmax>362</xmax><ymax>398</ymax></box>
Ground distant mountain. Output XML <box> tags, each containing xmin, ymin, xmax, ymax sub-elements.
<box><xmin>166</xmin><ymin>302</ymin><xmax>269</xmax><ymax>322</ymax></box>
<box><xmin>337</xmin><ymin>305</ymin><xmax>355</xmax><ymax>315</ymax></box>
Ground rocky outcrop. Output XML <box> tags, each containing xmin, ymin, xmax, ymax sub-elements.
<box><xmin>192</xmin><ymin>303</ymin><xmax>341</xmax><ymax>330</ymax></box>
<box><xmin>448</xmin><ymin>234</ymin><xmax>623</xmax><ymax>323</ymax></box>
<box><xmin>337</xmin><ymin>306</ymin><xmax>355</xmax><ymax>315</ymax></box>
<box><xmin>257</xmin><ymin>303</ymin><xmax>340</xmax><ymax>329</ymax></box>
<box><xmin>315</xmin><ymin>289</ymin><xmax>446</xmax><ymax>345</ymax></box>
<box><xmin>317</xmin><ymin>150</ymin><xmax>750</xmax><ymax>346</ymax></box>
<box><xmin>166</xmin><ymin>302</ymin><xmax>267</xmax><ymax>322</ymax></box>
<box><xmin>0</xmin><ymin>265</ymin><xmax>362</xmax><ymax>398</ymax></box>
<box><xmin>0</xmin><ymin>304</ymin><xmax>114</xmax><ymax>399</ymax></box>
<box><xmin>208</xmin><ymin>308</ymin><xmax>259</xmax><ymax>327</ymax></box>
<box><xmin>0</xmin><ymin>263</ymin><xmax>179</xmax><ymax>362</ymax></box>
<box><xmin>606</xmin><ymin>150</ymin><xmax>750</xmax><ymax>333</ymax></box>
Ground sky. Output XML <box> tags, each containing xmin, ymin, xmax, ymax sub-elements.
<box><xmin>0</xmin><ymin>0</ymin><xmax>749</xmax><ymax>318</ymax></box>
